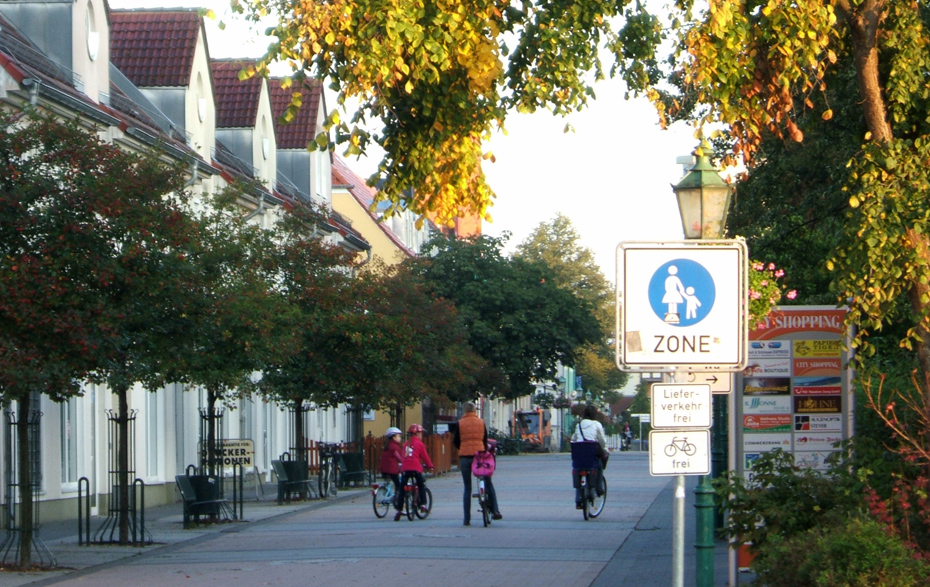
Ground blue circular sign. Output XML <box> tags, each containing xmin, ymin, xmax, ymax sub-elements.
<box><xmin>647</xmin><ymin>259</ymin><xmax>715</xmax><ymax>327</ymax></box>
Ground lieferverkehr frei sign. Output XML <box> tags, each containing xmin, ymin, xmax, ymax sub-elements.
<box><xmin>616</xmin><ymin>241</ymin><xmax>748</xmax><ymax>372</ymax></box>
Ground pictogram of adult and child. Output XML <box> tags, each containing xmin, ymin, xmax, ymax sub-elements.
<box><xmin>647</xmin><ymin>260</ymin><xmax>715</xmax><ymax>327</ymax></box>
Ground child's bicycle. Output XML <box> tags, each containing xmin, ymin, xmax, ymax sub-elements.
<box><xmin>400</xmin><ymin>473</ymin><xmax>433</xmax><ymax>520</ymax></box>
<box><xmin>372</xmin><ymin>477</ymin><xmax>397</xmax><ymax>518</ymax></box>
<box><xmin>473</xmin><ymin>475</ymin><xmax>493</xmax><ymax>527</ymax></box>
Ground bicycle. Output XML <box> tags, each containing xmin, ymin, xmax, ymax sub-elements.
<box><xmin>577</xmin><ymin>468</ymin><xmax>606</xmax><ymax>520</ymax></box>
<box><xmin>473</xmin><ymin>475</ymin><xmax>493</xmax><ymax>527</ymax></box>
<box><xmin>372</xmin><ymin>476</ymin><xmax>397</xmax><ymax>518</ymax></box>
<box><xmin>317</xmin><ymin>442</ymin><xmax>340</xmax><ymax>498</ymax></box>
<box><xmin>663</xmin><ymin>436</ymin><xmax>697</xmax><ymax>457</ymax></box>
<box><xmin>400</xmin><ymin>473</ymin><xmax>432</xmax><ymax>521</ymax></box>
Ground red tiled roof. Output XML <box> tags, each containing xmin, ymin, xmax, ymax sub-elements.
<box><xmin>332</xmin><ymin>156</ymin><xmax>414</xmax><ymax>258</ymax></box>
<box><xmin>269</xmin><ymin>78</ymin><xmax>322</xmax><ymax>150</ymax></box>
<box><xmin>110</xmin><ymin>10</ymin><xmax>203</xmax><ymax>88</ymax></box>
<box><xmin>211</xmin><ymin>60</ymin><xmax>264</xmax><ymax>128</ymax></box>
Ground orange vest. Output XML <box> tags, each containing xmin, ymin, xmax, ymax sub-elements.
<box><xmin>458</xmin><ymin>412</ymin><xmax>486</xmax><ymax>456</ymax></box>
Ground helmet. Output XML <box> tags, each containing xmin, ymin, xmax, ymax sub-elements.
<box><xmin>407</xmin><ymin>423</ymin><xmax>424</xmax><ymax>434</ymax></box>
<box><xmin>385</xmin><ymin>427</ymin><xmax>402</xmax><ymax>437</ymax></box>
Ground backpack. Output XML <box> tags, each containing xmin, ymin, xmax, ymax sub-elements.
<box><xmin>472</xmin><ymin>450</ymin><xmax>496</xmax><ymax>477</ymax></box>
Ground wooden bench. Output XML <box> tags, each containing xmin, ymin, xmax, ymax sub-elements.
<box><xmin>337</xmin><ymin>452</ymin><xmax>371</xmax><ymax>488</ymax></box>
<box><xmin>175</xmin><ymin>474</ymin><xmax>229</xmax><ymax>528</ymax></box>
<box><xmin>271</xmin><ymin>459</ymin><xmax>316</xmax><ymax>503</ymax></box>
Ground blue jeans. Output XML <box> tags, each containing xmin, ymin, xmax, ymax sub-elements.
<box><xmin>460</xmin><ymin>456</ymin><xmax>498</xmax><ymax>522</ymax></box>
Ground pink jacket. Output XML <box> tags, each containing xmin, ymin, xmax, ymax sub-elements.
<box><xmin>379</xmin><ymin>441</ymin><xmax>403</xmax><ymax>475</ymax></box>
<box><xmin>401</xmin><ymin>437</ymin><xmax>434</xmax><ymax>473</ymax></box>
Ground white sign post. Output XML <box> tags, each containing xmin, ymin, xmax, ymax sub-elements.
<box><xmin>616</xmin><ymin>241</ymin><xmax>747</xmax><ymax>373</ymax></box>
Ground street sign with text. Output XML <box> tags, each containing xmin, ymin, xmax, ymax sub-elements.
<box><xmin>649</xmin><ymin>430</ymin><xmax>711</xmax><ymax>476</ymax></box>
<box><xmin>670</xmin><ymin>371</ymin><xmax>733</xmax><ymax>394</ymax></box>
<box><xmin>616</xmin><ymin>241</ymin><xmax>747</xmax><ymax>372</ymax></box>
<box><xmin>651</xmin><ymin>384</ymin><xmax>712</xmax><ymax>429</ymax></box>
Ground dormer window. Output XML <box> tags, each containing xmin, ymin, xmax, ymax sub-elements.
<box><xmin>86</xmin><ymin>2</ymin><xmax>99</xmax><ymax>61</ymax></box>
<box><xmin>196</xmin><ymin>73</ymin><xmax>206</xmax><ymax>122</ymax></box>
<box><xmin>261</xmin><ymin>116</ymin><xmax>270</xmax><ymax>160</ymax></box>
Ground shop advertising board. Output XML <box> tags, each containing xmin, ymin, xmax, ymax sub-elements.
<box><xmin>737</xmin><ymin>306</ymin><xmax>851</xmax><ymax>476</ymax></box>
<box><xmin>616</xmin><ymin>241</ymin><xmax>748</xmax><ymax>372</ymax></box>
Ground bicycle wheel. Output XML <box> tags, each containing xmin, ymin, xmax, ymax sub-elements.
<box><xmin>405</xmin><ymin>489</ymin><xmax>416</xmax><ymax>521</ymax></box>
<box><xmin>415</xmin><ymin>487</ymin><xmax>432</xmax><ymax>519</ymax></box>
<box><xmin>373</xmin><ymin>485</ymin><xmax>389</xmax><ymax>518</ymax></box>
<box><xmin>589</xmin><ymin>477</ymin><xmax>606</xmax><ymax>518</ymax></box>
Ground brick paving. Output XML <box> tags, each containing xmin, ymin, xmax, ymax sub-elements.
<box><xmin>2</xmin><ymin>452</ymin><xmax>752</xmax><ymax>587</ymax></box>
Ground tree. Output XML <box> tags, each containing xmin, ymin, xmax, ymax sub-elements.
<box><xmin>233</xmin><ymin>0</ymin><xmax>668</xmax><ymax>226</ymax></box>
<box><xmin>406</xmin><ymin>234</ymin><xmax>602</xmax><ymax>399</ymax></box>
<box><xmin>644</xmin><ymin>1</ymin><xmax>930</xmax><ymax>375</ymax></box>
<box><xmin>0</xmin><ymin>110</ymin><xmax>197</xmax><ymax>558</ymax></box>
<box><xmin>515</xmin><ymin>214</ymin><xmax>628</xmax><ymax>394</ymax></box>
<box><xmin>176</xmin><ymin>187</ymin><xmax>293</xmax><ymax>476</ymax></box>
<box><xmin>253</xmin><ymin>203</ymin><xmax>361</xmax><ymax>459</ymax></box>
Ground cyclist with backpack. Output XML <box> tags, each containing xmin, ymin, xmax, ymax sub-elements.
<box><xmin>571</xmin><ymin>404</ymin><xmax>607</xmax><ymax>508</ymax></box>
<box><xmin>395</xmin><ymin>424</ymin><xmax>433</xmax><ymax>521</ymax></box>
<box><xmin>454</xmin><ymin>402</ymin><xmax>501</xmax><ymax>526</ymax></box>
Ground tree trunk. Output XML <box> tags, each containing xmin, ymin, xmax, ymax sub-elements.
<box><xmin>206</xmin><ymin>388</ymin><xmax>218</xmax><ymax>478</ymax></box>
<box><xmin>17</xmin><ymin>395</ymin><xmax>32</xmax><ymax>567</ymax></box>
<box><xmin>116</xmin><ymin>386</ymin><xmax>130</xmax><ymax>544</ymax></box>
<box><xmin>293</xmin><ymin>400</ymin><xmax>305</xmax><ymax>463</ymax></box>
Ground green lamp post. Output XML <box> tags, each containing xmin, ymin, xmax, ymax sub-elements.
<box><xmin>671</xmin><ymin>140</ymin><xmax>732</xmax><ymax>587</ymax></box>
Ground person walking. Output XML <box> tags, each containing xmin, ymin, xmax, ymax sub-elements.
<box><xmin>454</xmin><ymin>402</ymin><xmax>500</xmax><ymax>526</ymax></box>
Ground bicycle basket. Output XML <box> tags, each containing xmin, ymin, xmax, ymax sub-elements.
<box><xmin>471</xmin><ymin>451</ymin><xmax>496</xmax><ymax>477</ymax></box>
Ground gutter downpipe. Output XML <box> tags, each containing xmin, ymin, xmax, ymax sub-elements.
<box><xmin>183</xmin><ymin>159</ymin><xmax>199</xmax><ymax>188</ymax></box>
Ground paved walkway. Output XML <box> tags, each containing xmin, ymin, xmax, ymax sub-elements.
<box><xmin>1</xmin><ymin>452</ymin><xmax>754</xmax><ymax>586</ymax></box>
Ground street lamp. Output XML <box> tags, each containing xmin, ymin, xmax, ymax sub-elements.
<box><xmin>672</xmin><ymin>140</ymin><xmax>732</xmax><ymax>587</ymax></box>
<box><xmin>672</xmin><ymin>140</ymin><xmax>732</xmax><ymax>240</ymax></box>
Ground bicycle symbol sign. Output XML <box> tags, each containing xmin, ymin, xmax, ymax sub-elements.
<box><xmin>648</xmin><ymin>430</ymin><xmax>711</xmax><ymax>476</ymax></box>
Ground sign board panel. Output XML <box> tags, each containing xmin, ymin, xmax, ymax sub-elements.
<box><xmin>651</xmin><ymin>384</ymin><xmax>711</xmax><ymax>429</ymax></box>
<box><xmin>738</xmin><ymin>306</ymin><xmax>851</xmax><ymax>478</ymax></box>
<box><xmin>670</xmin><ymin>370</ymin><xmax>733</xmax><ymax>394</ymax></box>
<box><xmin>198</xmin><ymin>439</ymin><xmax>254</xmax><ymax>469</ymax></box>
<box><xmin>617</xmin><ymin>241</ymin><xmax>747</xmax><ymax>372</ymax></box>
<box><xmin>649</xmin><ymin>429</ymin><xmax>711</xmax><ymax>476</ymax></box>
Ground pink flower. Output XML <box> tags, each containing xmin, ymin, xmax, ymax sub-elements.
<box><xmin>786</xmin><ymin>290</ymin><xmax>797</xmax><ymax>299</ymax></box>
<box><xmin>768</xmin><ymin>263</ymin><xmax>776</xmax><ymax>271</ymax></box>
<box><xmin>752</xmin><ymin>262</ymin><xmax>764</xmax><ymax>271</ymax></box>
<box><xmin>760</xmin><ymin>280</ymin><xmax>768</xmax><ymax>287</ymax></box>
<box><xmin>774</xmin><ymin>269</ymin><xmax>785</xmax><ymax>278</ymax></box>
<box><xmin>750</xmin><ymin>290</ymin><xmax>762</xmax><ymax>300</ymax></box>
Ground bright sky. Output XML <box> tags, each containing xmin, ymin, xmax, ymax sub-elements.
<box><xmin>110</xmin><ymin>0</ymin><xmax>698</xmax><ymax>281</ymax></box>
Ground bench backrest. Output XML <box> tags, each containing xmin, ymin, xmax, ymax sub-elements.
<box><xmin>176</xmin><ymin>475</ymin><xmax>197</xmax><ymax>501</ymax></box>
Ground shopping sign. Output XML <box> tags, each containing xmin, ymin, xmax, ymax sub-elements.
<box><xmin>616</xmin><ymin>241</ymin><xmax>747</xmax><ymax>372</ymax></box>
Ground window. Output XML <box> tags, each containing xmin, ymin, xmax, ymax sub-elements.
<box><xmin>60</xmin><ymin>398</ymin><xmax>78</xmax><ymax>485</ymax></box>
<box><xmin>196</xmin><ymin>73</ymin><xmax>207</xmax><ymax>122</ymax></box>
<box><xmin>146</xmin><ymin>391</ymin><xmax>162</xmax><ymax>479</ymax></box>
<box><xmin>85</xmin><ymin>2</ymin><xmax>99</xmax><ymax>61</ymax></box>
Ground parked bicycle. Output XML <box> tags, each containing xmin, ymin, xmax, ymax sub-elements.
<box><xmin>317</xmin><ymin>442</ymin><xmax>340</xmax><ymax>498</ymax></box>
<box><xmin>372</xmin><ymin>476</ymin><xmax>397</xmax><ymax>518</ymax></box>
<box><xmin>400</xmin><ymin>473</ymin><xmax>432</xmax><ymax>521</ymax></box>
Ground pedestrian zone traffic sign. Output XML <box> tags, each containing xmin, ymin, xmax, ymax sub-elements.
<box><xmin>651</xmin><ymin>384</ymin><xmax>711</xmax><ymax>429</ymax></box>
<box><xmin>616</xmin><ymin>241</ymin><xmax>747</xmax><ymax>372</ymax></box>
<box><xmin>649</xmin><ymin>429</ymin><xmax>711</xmax><ymax>476</ymax></box>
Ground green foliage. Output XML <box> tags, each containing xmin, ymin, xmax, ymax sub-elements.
<box><xmin>747</xmin><ymin>260</ymin><xmax>796</xmax><ymax>329</ymax></box>
<box><xmin>407</xmin><ymin>233</ymin><xmax>602</xmax><ymax>399</ymax></box>
<box><xmin>754</xmin><ymin>517</ymin><xmax>930</xmax><ymax>587</ymax></box>
<box><xmin>514</xmin><ymin>214</ymin><xmax>627</xmax><ymax>394</ymax></box>
<box><xmin>712</xmin><ymin>449</ymin><xmax>861</xmax><ymax>551</ymax></box>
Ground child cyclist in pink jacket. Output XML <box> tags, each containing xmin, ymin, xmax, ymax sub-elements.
<box><xmin>395</xmin><ymin>424</ymin><xmax>434</xmax><ymax>521</ymax></box>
